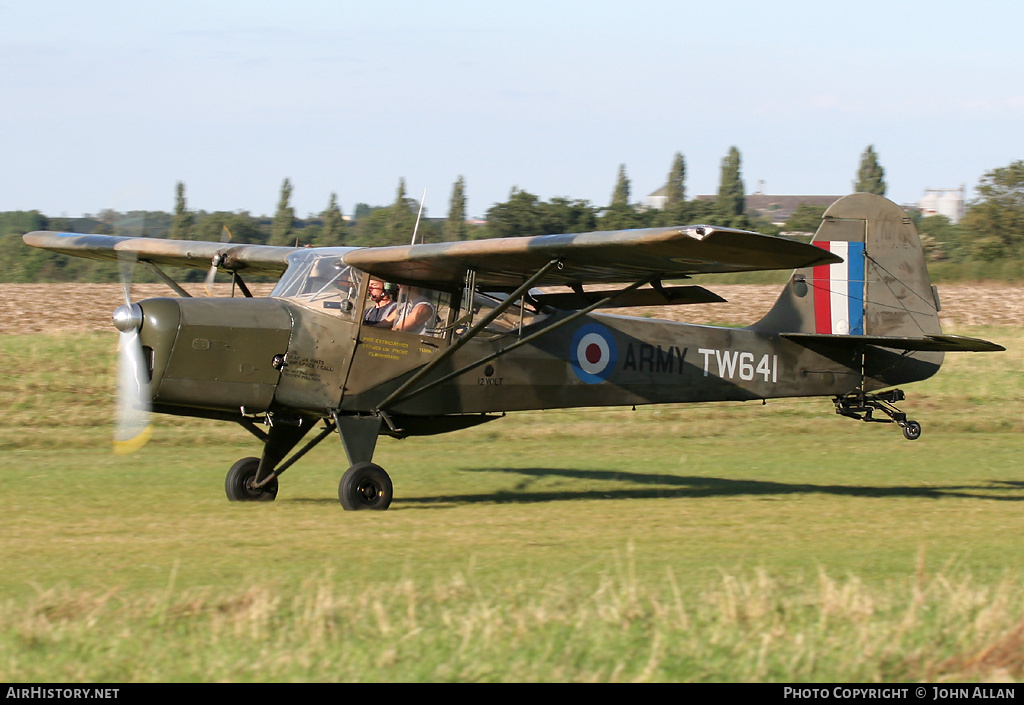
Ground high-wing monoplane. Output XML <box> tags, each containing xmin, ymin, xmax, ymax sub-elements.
<box><xmin>23</xmin><ymin>193</ymin><xmax>1003</xmax><ymax>510</ymax></box>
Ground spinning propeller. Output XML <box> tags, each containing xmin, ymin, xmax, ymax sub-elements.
<box><xmin>111</xmin><ymin>251</ymin><xmax>153</xmax><ymax>454</ymax></box>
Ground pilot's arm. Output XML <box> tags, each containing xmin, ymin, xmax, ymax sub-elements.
<box><xmin>393</xmin><ymin>302</ymin><xmax>433</xmax><ymax>333</ymax></box>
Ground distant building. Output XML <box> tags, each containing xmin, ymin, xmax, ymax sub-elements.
<box><xmin>644</xmin><ymin>185</ymin><xmax>671</xmax><ymax>211</ymax></box>
<box><xmin>737</xmin><ymin>193</ymin><xmax>842</xmax><ymax>225</ymax></box>
<box><xmin>646</xmin><ymin>186</ymin><xmax>842</xmax><ymax>226</ymax></box>
<box><xmin>917</xmin><ymin>187</ymin><xmax>965</xmax><ymax>224</ymax></box>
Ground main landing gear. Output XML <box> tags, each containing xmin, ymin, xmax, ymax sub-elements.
<box><xmin>832</xmin><ymin>389</ymin><xmax>922</xmax><ymax>441</ymax></box>
<box><xmin>338</xmin><ymin>462</ymin><xmax>393</xmax><ymax>511</ymax></box>
<box><xmin>224</xmin><ymin>412</ymin><xmax>395</xmax><ymax>510</ymax></box>
<box><xmin>224</xmin><ymin>457</ymin><xmax>279</xmax><ymax>501</ymax></box>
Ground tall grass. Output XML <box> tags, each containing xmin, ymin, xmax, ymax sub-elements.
<box><xmin>4</xmin><ymin>557</ymin><xmax>1023</xmax><ymax>682</ymax></box>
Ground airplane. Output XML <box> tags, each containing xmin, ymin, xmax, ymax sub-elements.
<box><xmin>23</xmin><ymin>192</ymin><xmax>1003</xmax><ymax>510</ymax></box>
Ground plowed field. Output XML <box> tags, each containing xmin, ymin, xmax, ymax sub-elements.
<box><xmin>0</xmin><ymin>282</ymin><xmax>1019</xmax><ymax>334</ymax></box>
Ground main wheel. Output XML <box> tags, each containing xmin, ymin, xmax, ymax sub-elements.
<box><xmin>902</xmin><ymin>420</ymin><xmax>922</xmax><ymax>441</ymax></box>
<box><xmin>225</xmin><ymin>457</ymin><xmax>279</xmax><ymax>501</ymax></box>
<box><xmin>338</xmin><ymin>462</ymin><xmax>393</xmax><ymax>511</ymax></box>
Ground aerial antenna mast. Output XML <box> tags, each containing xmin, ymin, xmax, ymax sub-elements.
<box><xmin>410</xmin><ymin>189</ymin><xmax>426</xmax><ymax>245</ymax></box>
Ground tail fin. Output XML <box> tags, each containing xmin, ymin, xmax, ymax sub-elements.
<box><xmin>753</xmin><ymin>193</ymin><xmax>1002</xmax><ymax>393</ymax></box>
<box><xmin>753</xmin><ymin>193</ymin><xmax>942</xmax><ymax>338</ymax></box>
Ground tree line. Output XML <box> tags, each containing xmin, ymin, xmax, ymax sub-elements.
<box><xmin>2</xmin><ymin>147</ymin><xmax>1023</xmax><ymax>283</ymax></box>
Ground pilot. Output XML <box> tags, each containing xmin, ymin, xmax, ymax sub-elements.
<box><xmin>363</xmin><ymin>279</ymin><xmax>398</xmax><ymax>327</ymax></box>
<box><xmin>391</xmin><ymin>286</ymin><xmax>437</xmax><ymax>335</ymax></box>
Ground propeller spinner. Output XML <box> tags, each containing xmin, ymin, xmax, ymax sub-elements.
<box><xmin>112</xmin><ymin>253</ymin><xmax>153</xmax><ymax>454</ymax></box>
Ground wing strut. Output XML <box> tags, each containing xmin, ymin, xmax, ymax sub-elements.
<box><xmin>141</xmin><ymin>261</ymin><xmax>193</xmax><ymax>298</ymax></box>
<box><xmin>375</xmin><ymin>258</ymin><xmax>563</xmax><ymax>412</ymax></box>
<box><xmin>377</xmin><ymin>273</ymin><xmax>654</xmax><ymax>412</ymax></box>
<box><xmin>231</xmin><ymin>271</ymin><xmax>254</xmax><ymax>298</ymax></box>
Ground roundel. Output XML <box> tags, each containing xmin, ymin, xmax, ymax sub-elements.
<box><xmin>571</xmin><ymin>323</ymin><xmax>618</xmax><ymax>384</ymax></box>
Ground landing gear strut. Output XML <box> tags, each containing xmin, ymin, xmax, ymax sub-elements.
<box><xmin>224</xmin><ymin>415</ymin><xmax>332</xmax><ymax>502</ymax></box>
<box><xmin>833</xmin><ymin>389</ymin><xmax>922</xmax><ymax>441</ymax></box>
<box><xmin>222</xmin><ymin>412</ymin><xmax>395</xmax><ymax>509</ymax></box>
<box><xmin>334</xmin><ymin>413</ymin><xmax>392</xmax><ymax>510</ymax></box>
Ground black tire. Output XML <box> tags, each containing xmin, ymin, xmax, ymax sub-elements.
<box><xmin>902</xmin><ymin>420</ymin><xmax>922</xmax><ymax>441</ymax></box>
<box><xmin>338</xmin><ymin>462</ymin><xmax>393</xmax><ymax>511</ymax></box>
<box><xmin>225</xmin><ymin>457</ymin><xmax>279</xmax><ymax>501</ymax></box>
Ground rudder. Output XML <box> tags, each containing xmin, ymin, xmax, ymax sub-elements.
<box><xmin>753</xmin><ymin>193</ymin><xmax>942</xmax><ymax>338</ymax></box>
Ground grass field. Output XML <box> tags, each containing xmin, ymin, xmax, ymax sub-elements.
<box><xmin>1</xmin><ymin>326</ymin><xmax>1022</xmax><ymax>682</ymax></box>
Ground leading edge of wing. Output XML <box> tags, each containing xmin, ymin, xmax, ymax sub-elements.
<box><xmin>22</xmin><ymin>231</ymin><xmax>299</xmax><ymax>277</ymax></box>
<box><xmin>343</xmin><ymin>226</ymin><xmax>843</xmax><ymax>289</ymax></box>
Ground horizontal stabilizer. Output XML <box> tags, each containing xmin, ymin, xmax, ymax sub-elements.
<box><xmin>782</xmin><ymin>332</ymin><xmax>1005</xmax><ymax>352</ymax></box>
<box><xmin>532</xmin><ymin>285</ymin><xmax>726</xmax><ymax>310</ymax></box>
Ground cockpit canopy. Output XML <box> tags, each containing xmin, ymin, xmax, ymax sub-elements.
<box><xmin>271</xmin><ymin>249</ymin><xmax>362</xmax><ymax>316</ymax></box>
<box><xmin>269</xmin><ymin>249</ymin><xmax>551</xmax><ymax>337</ymax></box>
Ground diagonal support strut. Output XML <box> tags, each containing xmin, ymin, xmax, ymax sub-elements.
<box><xmin>379</xmin><ymin>275</ymin><xmax>655</xmax><ymax>410</ymax></box>
<box><xmin>374</xmin><ymin>259</ymin><xmax>563</xmax><ymax>412</ymax></box>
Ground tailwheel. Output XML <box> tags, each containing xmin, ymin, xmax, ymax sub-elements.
<box><xmin>225</xmin><ymin>457</ymin><xmax>279</xmax><ymax>501</ymax></box>
<box><xmin>900</xmin><ymin>420</ymin><xmax>922</xmax><ymax>441</ymax></box>
<box><xmin>339</xmin><ymin>462</ymin><xmax>393</xmax><ymax>511</ymax></box>
<box><xmin>833</xmin><ymin>389</ymin><xmax>923</xmax><ymax>441</ymax></box>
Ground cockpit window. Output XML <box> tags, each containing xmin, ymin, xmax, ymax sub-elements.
<box><xmin>464</xmin><ymin>291</ymin><xmax>549</xmax><ymax>335</ymax></box>
<box><xmin>271</xmin><ymin>250</ymin><xmax>362</xmax><ymax>318</ymax></box>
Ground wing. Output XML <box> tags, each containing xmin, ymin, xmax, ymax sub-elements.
<box><xmin>343</xmin><ymin>225</ymin><xmax>843</xmax><ymax>289</ymax></box>
<box><xmin>22</xmin><ymin>231</ymin><xmax>300</xmax><ymax>277</ymax></box>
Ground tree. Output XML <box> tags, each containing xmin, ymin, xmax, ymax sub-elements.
<box><xmin>318</xmin><ymin>192</ymin><xmax>345</xmax><ymax>246</ymax></box>
<box><xmin>445</xmin><ymin>176</ymin><xmax>467</xmax><ymax>241</ymax></box>
<box><xmin>648</xmin><ymin>151</ymin><xmax>690</xmax><ymax>227</ymax></box>
<box><xmin>389</xmin><ymin>178</ymin><xmax>419</xmax><ymax>244</ymax></box>
<box><xmin>192</xmin><ymin>211</ymin><xmax>267</xmax><ymax>246</ymax></box>
<box><xmin>270</xmin><ymin>178</ymin><xmax>296</xmax><ymax>246</ymax></box>
<box><xmin>346</xmin><ymin>186</ymin><xmax>438</xmax><ymax>247</ymax></box>
<box><xmin>783</xmin><ymin>204</ymin><xmax>827</xmax><ymax>234</ymax></box>
<box><xmin>611</xmin><ymin>164</ymin><xmax>630</xmax><ymax>207</ymax></box>
<box><xmin>855</xmin><ymin>146</ymin><xmax>886</xmax><ymax>195</ymax></box>
<box><xmin>716</xmin><ymin>146</ymin><xmax>745</xmax><ymax>226</ymax></box>
<box><xmin>960</xmin><ymin>160</ymin><xmax>1024</xmax><ymax>260</ymax></box>
<box><xmin>485</xmin><ymin>188</ymin><xmax>545</xmax><ymax>239</ymax></box>
<box><xmin>599</xmin><ymin>164</ymin><xmax>646</xmax><ymax>231</ymax></box>
<box><xmin>666</xmin><ymin>152</ymin><xmax>686</xmax><ymax>207</ymax></box>
<box><xmin>916</xmin><ymin>215</ymin><xmax>962</xmax><ymax>262</ymax></box>
<box><xmin>486</xmin><ymin>189</ymin><xmax>600</xmax><ymax>238</ymax></box>
<box><xmin>170</xmin><ymin>181</ymin><xmax>194</xmax><ymax>240</ymax></box>
<box><xmin>543</xmin><ymin>197</ymin><xmax>598</xmax><ymax>234</ymax></box>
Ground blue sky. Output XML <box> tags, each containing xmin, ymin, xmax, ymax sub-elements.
<box><xmin>2</xmin><ymin>1</ymin><xmax>1022</xmax><ymax>220</ymax></box>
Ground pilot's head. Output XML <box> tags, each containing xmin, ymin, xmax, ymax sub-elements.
<box><xmin>368</xmin><ymin>279</ymin><xmax>385</xmax><ymax>302</ymax></box>
<box><xmin>369</xmin><ymin>280</ymin><xmax>398</xmax><ymax>302</ymax></box>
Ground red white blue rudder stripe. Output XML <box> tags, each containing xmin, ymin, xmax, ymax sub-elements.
<box><xmin>812</xmin><ymin>241</ymin><xmax>865</xmax><ymax>335</ymax></box>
